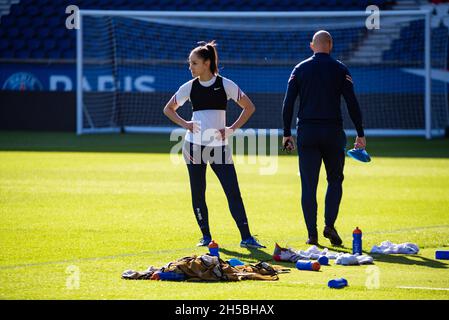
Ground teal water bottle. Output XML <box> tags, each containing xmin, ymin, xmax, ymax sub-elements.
<box><xmin>352</xmin><ymin>227</ymin><xmax>362</xmax><ymax>255</ymax></box>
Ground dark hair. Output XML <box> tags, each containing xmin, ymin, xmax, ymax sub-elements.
<box><xmin>191</xmin><ymin>40</ymin><xmax>218</xmax><ymax>75</ymax></box>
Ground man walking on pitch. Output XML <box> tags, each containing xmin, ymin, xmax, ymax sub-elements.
<box><xmin>281</xmin><ymin>30</ymin><xmax>366</xmax><ymax>246</ymax></box>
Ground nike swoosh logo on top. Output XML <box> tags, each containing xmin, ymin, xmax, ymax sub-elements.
<box><xmin>214</xmin><ymin>87</ymin><xmax>221</xmax><ymax>91</ymax></box>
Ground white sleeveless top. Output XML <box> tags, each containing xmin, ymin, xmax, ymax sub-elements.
<box><xmin>173</xmin><ymin>76</ymin><xmax>244</xmax><ymax>146</ymax></box>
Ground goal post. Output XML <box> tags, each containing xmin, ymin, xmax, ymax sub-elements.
<box><xmin>76</xmin><ymin>9</ymin><xmax>448</xmax><ymax>138</ymax></box>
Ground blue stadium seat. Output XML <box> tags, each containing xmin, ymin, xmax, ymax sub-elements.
<box><xmin>43</xmin><ymin>39</ymin><xmax>57</xmax><ymax>50</ymax></box>
<box><xmin>0</xmin><ymin>39</ymin><xmax>10</xmax><ymax>50</ymax></box>
<box><xmin>44</xmin><ymin>0</ymin><xmax>58</xmax><ymax>5</ymax></box>
<box><xmin>0</xmin><ymin>15</ymin><xmax>14</xmax><ymax>28</ymax></box>
<box><xmin>47</xmin><ymin>49</ymin><xmax>62</xmax><ymax>59</ymax></box>
<box><xmin>97</xmin><ymin>0</ymin><xmax>111</xmax><ymax>8</ymax></box>
<box><xmin>31</xmin><ymin>16</ymin><xmax>46</xmax><ymax>27</ymax></box>
<box><xmin>30</xmin><ymin>49</ymin><xmax>46</xmax><ymax>59</ymax></box>
<box><xmin>310</xmin><ymin>0</ymin><xmax>323</xmax><ymax>6</ymax></box>
<box><xmin>9</xmin><ymin>4</ymin><xmax>24</xmax><ymax>17</ymax></box>
<box><xmin>62</xmin><ymin>49</ymin><xmax>74</xmax><ymax>59</ymax></box>
<box><xmin>21</xmin><ymin>28</ymin><xmax>35</xmax><ymax>39</ymax></box>
<box><xmin>53</xmin><ymin>28</ymin><xmax>68</xmax><ymax>39</ymax></box>
<box><xmin>339</xmin><ymin>0</ymin><xmax>354</xmax><ymax>7</ymax></box>
<box><xmin>370</xmin><ymin>0</ymin><xmax>385</xmax><ymax>6</ymax></box>
<box><xmin>20</xmin><ymin>0</ymin><xmax>37</xmax><ymax>6</ymax></box>
<box><xmin>16</xmin><ymin>49</ymin><xmax>31</xmax><ymax>59</ymax></box>
<box><xmin>82</xmin><ymin>0</ymin><xmax>98</xmax><ymax>8</ymax></box>
<box><xmin>47</xmin><ymin>17</ymin><xmax>61</xmax><ymax>28</ymax></box>
<box><xmin>41</xmin><ymin>6</ymin><xmax>57</xmax><ymax>17</ymax></box>
<box><xmin>7</xmin><ymin>27</ymin><xmax>20</xmax><ymax>38</ymax></box>
<box><xmin>28</xmin><ymin>39</ymin><xmax>41</xmax><ymax>50</ymax></box>
<box><xmin>60</xmin><ymin>39</ymin><xmax>72</xmax><ymax>50</ymax></box>
<box><xmin>1</xmin><ymin>50</ymin><xmax>15</xmax><ymax>59</ymax></box>
<box><xmin>358</xmin><ymin>0</ymin><xmax>369</xmax><ymax>7</ymax></box>
<box><xmin>37</xmin><ymin>27</ymin><xmax>51</xmax><ymax>38</ymax></box>
<box><xmin>12</xmin><ymin>39</ymin><xmax>26</xmax><ymax>50</ymax></box>
<box><xmin>27</xmin><ymin>5</ymin><xmax>40</xmax><ymax>16</ymax></box>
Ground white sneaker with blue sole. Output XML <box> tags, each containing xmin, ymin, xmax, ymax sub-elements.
<box><xmin>196</xmin><ymin>236</ymin><xmax>212</xmax><ymax>247</ymax></box>
<box><xmin>240</xmin><ymin>236</ymin><xmax>266</xmax><ymax>249</ymax></box>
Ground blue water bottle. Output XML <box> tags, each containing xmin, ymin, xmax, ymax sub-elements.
<box><xmin>295</xmin><ymin>260</ymin><xmax>320</xmax><ymax>271</ymax></box>
<box><xmin>317</xmin><ymin>255</ymin><xmax>329</xmax><ymax>266</ymax></box>
<box><xmin>436</xmin><ymin>251</ymin><xmax>449</xmax><ymax>260</ymax></box>
<box><xmin>328</xmin><ymin>278</ymin><xmax>348</xmax><ymax>289</ymax></box>
<box><xmin>208</xmin><ymin>240</ymin><xmax>220</xmax><ymax>258</ymax></box>
<box><xmin>158</xmin><ymin>271</ymin><xmax>186</xmax><ymax>281</ymax></box>
<box><xmin>352</xmin><ymin>227</ymin><xmax>362</xmax><ymax>255</ymax></box>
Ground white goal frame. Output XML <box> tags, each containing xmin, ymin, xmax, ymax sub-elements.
<box><xmin>76</xmin><ymin>10</ymin><xmax>436</xmax><ymax>138</ymax></box>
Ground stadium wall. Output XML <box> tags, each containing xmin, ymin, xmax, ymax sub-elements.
<box><xmin>0</xmin><ymin>63</ymin><xmax>443</xmax><ymax>132</ymax></box>
<box><xmin>0</xmin><ymin>91</ymin><xmax>75</xmax><ymax>131</ymax></box>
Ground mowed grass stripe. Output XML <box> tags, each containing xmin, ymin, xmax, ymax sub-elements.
<box><xmin>0</xmin><ymin>133</ymin><xmax>448</xmax><ymax>299</ymax></box>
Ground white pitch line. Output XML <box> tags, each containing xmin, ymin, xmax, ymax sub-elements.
<box><xmin>397</xmin><ymin>286</ymin><xmax>449</xmax><ymax>291</ymax></box>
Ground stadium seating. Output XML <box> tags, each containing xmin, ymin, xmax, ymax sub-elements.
<box><xmin>0</xmin><ymin>0</ymin><xmax>395</xmax><ymax>60</ymax></box>
<box><xmin>1</xmin><ymin>0</ymin><xmax>446</xmax><ymax>68</ymax></box>
<box><xmin>89</xmin><ymin>16</ymin><xmax>364</xmax><ymax>62</ymax></box>
<box><xmin>383</xmin><ymin>18</ymin><xmax>449</xmax><ymax>67</ymax></box>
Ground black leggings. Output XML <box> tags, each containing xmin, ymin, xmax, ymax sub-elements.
<box><xmin>296</xmin><ymin>125</ymin><xmax>346</xmax><ymax>237</ymax></box>
<box><xmin>183</xmin><ymin>141</ymin><xmax>251</xmax><ymax>240</ymax></box>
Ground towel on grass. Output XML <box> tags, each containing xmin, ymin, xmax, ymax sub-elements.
<box><xmin>273</xmin><ymin>243</ymin><xmax>374</xmax><ymax>266</ymax></box>
<box><xmin>370</xmin><ymin>241</ymin><xmax>419</xmax><ymax>254</ymax></box>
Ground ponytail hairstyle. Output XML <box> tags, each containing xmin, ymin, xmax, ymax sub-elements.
<box><xmin>191</xmin><ymin>40</ymin><xmax>219</xmax><ymax>75</ymax></box>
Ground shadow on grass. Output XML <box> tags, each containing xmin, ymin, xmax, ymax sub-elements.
<box><xmin>371</xmin><ymin>253</ymin><xmax>449</xmax><ymax>269</ymax></box>
<box><xmin>219</xmin><ymin>247</ymin><xmax>273</xmax><ymax>263</ymax></box>
<box><xmin>220</xmin><ymin>244</ymin><xmax>346</xmax><ymax>267</ymax></box>
<box><xmin>315</xmin><ymin>243</ymin><xmax>352</xmax><ymax>253</ymax></box>
<box><xmin>218</xmin><ymin>242</ymin><xmax>449</xmax><ymax>270</ymax></box>
<box><xmin>1</xmin><ymin>131</ymin><xmax>449</xmax><ymax>158</ymax></box>
<box><xmin>278</xmin><ymin>240</ymin><xmax>352</xmax><ymax>253</ymax></box>
<box><xmin>219</xmin><ymin>247</ymin><xmax>296</xmax><ymax>270</ymax></box>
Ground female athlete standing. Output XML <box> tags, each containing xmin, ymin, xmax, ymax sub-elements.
<box><xmin>163</xmin><ymin>41</ymin><xmax>265</xmax><ymax>249</ymax></box>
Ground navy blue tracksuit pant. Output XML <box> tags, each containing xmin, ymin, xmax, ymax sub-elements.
<box><xmin>296</xmin><ymin>124</ymin><xmax>347</xmax><ymax>237</ymax></box>
<box><xmin>183</xmin><ymin>141</ymin><xmax>251</xmax><ymax>240</ymax></box>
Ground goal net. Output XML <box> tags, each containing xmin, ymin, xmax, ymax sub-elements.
<box><xmin>77</xmin><ymin>10</ymin><xmax>448</xmax><ymax>138</ymax></box>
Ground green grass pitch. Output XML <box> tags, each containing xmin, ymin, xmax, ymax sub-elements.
<box><xmin>0</xmin><ymin>131</ymin><xmax>448</xmax><ymax>299</ymax></box>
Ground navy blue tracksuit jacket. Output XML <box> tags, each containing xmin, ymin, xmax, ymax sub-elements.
<box><xmin>282</xmin><ymin>52</ymin><xmax>364</xmax><ymax>237</ymax></box>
